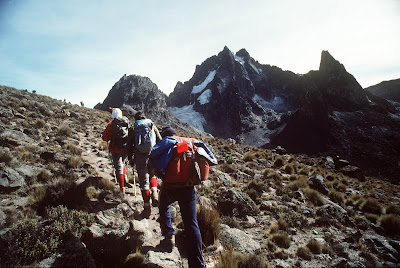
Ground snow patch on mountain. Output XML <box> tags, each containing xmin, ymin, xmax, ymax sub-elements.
<box><xmin>198</xmin><ymin>89</ymin><xmax>212</xmax><ymax>105</ymax></box>
<box><xmin>235</xmin><ymin>55</ymin><xmax>253</xmax><ymax>87</ymax></box>
<box><xmin>168</xmin><ymin>104</ymin><xmax>206</xmax><ymax>131</ymax></box>
<box><xmin>192</xmin><ymin>70</ymin><xmax>216</xmax><ymax>94</ymax></box>
<box><xmin>253</xmin><ymin>94</ymin><xmax>286</xmax><ymax>111</ymax></box>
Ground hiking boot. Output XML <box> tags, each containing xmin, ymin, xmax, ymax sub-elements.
<box><xmin>151</xmin><ymin>187</ymin><xmax>159</xmax><ymax>207</ymax></box>
<box><xmin>142</xmin><ymin>204</ymin><xmax>151</xmax><ymax>218</ymax></box>
<box><xmin>161</xmin><ymin>234</ymin><xmax>175</xmax><ymax>252</ymax></box>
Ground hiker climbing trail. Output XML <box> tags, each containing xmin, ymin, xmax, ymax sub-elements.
<box><xmin>77</xmin><ymin>130</ymin><xmax>193</xmax><ymax>267</ymax></box>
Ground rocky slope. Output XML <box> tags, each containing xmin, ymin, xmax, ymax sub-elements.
<box><xmin>1</xmin><ymin>86</ymin><xmax>400</xmax><ymax>267</ymax></box>
<box><xmin>365</xmin><ymin>78</ymin><xmax>400</xmax><ymax>103</ymax></box>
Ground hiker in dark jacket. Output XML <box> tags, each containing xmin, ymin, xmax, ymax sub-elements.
<box><xmin>127</xmin><ymin>111</ymin><xmax>162</xmax><ymax>218</ymax></box>
<box><xmin>151</xmin><ymin>126</ymin><xmax>207</xmax><ymax>268</ymax></box>
<box><xmin>102</xmin><ymin>108</ymin><xmax>129</xmax><ymax>198</ymax></box>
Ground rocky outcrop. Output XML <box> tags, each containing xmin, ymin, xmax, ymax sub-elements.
<box><xmin>366</xmin><ymin>78</ymin><xmax>400</xmax><ymax>103</ymax></box>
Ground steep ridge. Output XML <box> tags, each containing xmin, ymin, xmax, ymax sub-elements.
<box><xmin>166</xmin><ymin>48</ymin><xmax>400</xmax><ymax>182</ymax></box>
<box><xmin>365</xmin><ymin>78</ymin><xmax>400</xmax><ymax>103</ymax></box>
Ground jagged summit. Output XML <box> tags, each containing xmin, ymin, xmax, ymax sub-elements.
<box><xmin>97</xmin><ymin>48</ymin><xmax>400</xmax><ymax>181</ymax></box>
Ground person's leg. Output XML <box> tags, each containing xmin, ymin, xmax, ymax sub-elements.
<box><xmin>135</xmin><ymin>153</ymin><xmax>151</xmax><ymax>215</ymax></box>
<box><xmin>112</xmin><ymin>152</ymin><xmax>125</xmax><ymax>197</ymax></box>
<box><xmin>159</xmin><ymin>188</ymin><xmax>175</xmax><ymax>237</ymax></box>
<box><xmin>150</xmin><ymin>176</ymin><xmax>158</xmax><ymax>206</ymax></box>
<box><xmin>178</xmin><ymin>187</ymin><xmax>204</xmax><ymax>268</ymax></box>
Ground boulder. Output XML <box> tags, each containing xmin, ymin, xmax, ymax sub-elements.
<box><xmin>0</xmin><ymin>129</ymin><xmax>35</xmax><ymax>147</ymax></box>
<box><xmin>0</xmin><ymin>166</ymin><xmax>25</xmax><ymax>192</ymax></box>
<box><xmin>219</xmin><ymin>224</ymin><xmax>261</xmax><ymax>254</ymax></box>
<box><xmin>340</xmin><ymin>165</ymin><xmax>365</xmax><ymax>181</ymax></box>
<box><xmin>363</xmin><ymin>234</ymin><xmax>399</xmax><ymax>263</ymax></box>
<box><xmin>308</xmin><ymin>174</ymin><xmax>329</xmax><ymax>195</ymax></box>
<box><xmin>217</xmin><ymin>189</ymin><xmax>259</xmax><ymax>218</ymax></box>
<box><xmin>146</xmin><ymin>248</ymin><xmax>182</xmax><ymax>268</ymax></box>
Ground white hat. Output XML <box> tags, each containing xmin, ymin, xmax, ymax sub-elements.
<box><xmin>111</xmin><ymin>108</ymin><xmax>122</xmax><ymax>119</ymax></box>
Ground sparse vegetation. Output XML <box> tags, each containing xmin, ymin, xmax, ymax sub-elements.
<box><xmin>379</xmin><ymin>214</ymin><xmax>400</xmax><ymax>236</ymax></box>
<box><xmin>307</xmin><ymin>238</ymin><xmax>321</xmax><ymax>254</ymax></box>
<box><xmin>197</xmin><ymin>205</ymin><xmax>220</xmax><ymax>246</ymax></box>
<box><xmin>361</xmin><ymin>198</ymin><xmax>383</xmax><ymax>215</ymax></box>
<box><xmin>297</xmin><ymin>246</ymin><xmax>312</xmax><ymax>260</ymax></box>
<box><xmin>303</xmin><ymin>188</ymin><xmax>324</xmax><ymax>206</ymax></box>
<box><xmin>270</xmin><ymin>232</ymin><xmax>291</xmax><ymax>249</ymax></box>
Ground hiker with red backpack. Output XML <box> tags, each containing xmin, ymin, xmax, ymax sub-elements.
<box><xmin>127</xmin><ymin>111</ymin><xmax>162</xmax><ymax>218</ymax></box>
<box><xmin>149</xmin><ymin>127</ymin><xmax>217</xmax><ymax>268</ymax></box>
<box><xmin>102</xmin><ymin>108</ymin><xmax>130</xmax><ymax>198</ymax></box>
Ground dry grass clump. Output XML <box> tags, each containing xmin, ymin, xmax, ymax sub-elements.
<box><xmin>197</xmin><ymin>205</ymin><xmax>220</xmax><ymax>246</ymax></box>
<box><xmin>297</xmin><ymin>246</ymin><xmax>312</xmax><ymax>260</ymax></box>
<box><xmin>86</xmin><ymin>186</ymin><xmax>101</xmax><ymax>199</ymax></box>
<box><xmin>307</xmin><ymin>238</ymin><xmax>322</xmax><ymax>254</ymax></box>
<box><xmin>68</xmin><ymin>155</ymin><xmax>84</xmax><ymax>169</ymax></box>
<box><xmin>303</xmin><ymin>188</ymin><xmax>324</xmax><ymax>206</ymax></box>
<box><xmin>37</xmin><ymin>168</ymin><xmax>52</xmax><ymax>183</ymax></box>
<box><xmin>345</xmin><ymin>193</ymin><xmax>363</xmax><ymax>207</ymax></box>
<box><xmin>379</xmin><ymin>214</ymin><xmax>400</xmax><ymax>236</ymax></box>
<box><xmin>270</xmin><ymin>232</ymin><xmax>291</xmax><ymax>249</ymax></box>
<box><xmin>385</xmin><ymin>204</ymin><xmax>400</xmax><ymax>215</ymax></box>
<box><xmin>218</xmin><ymin>163</ymin><xmax>237</xmax><ymax>174</ymax></box>
<box><xmin>282</xmin><ymin>163</ymin><xmax>295</xmax><ymax>174</ymax></box>
<box><xmin>215</xmin><ymin>250</ymin><xmax>265</xmax><ymax>268</ymax></box>
<box><xmin>0</xmin><ymin>148</ymin><xmax>14</xmax><ymax>164</ymax></box>
<box><xmin>65</xmin><ymin>142</ymin><xmax>82</xmax><ymax>156</ymax></box>
<box><xmin>286</xmin><ymin>176</ymin><xmax>308</xmax><ymax>191</ymax></box>
<box><xmin>35</xmin><ymin>118</ymin><xmax>46</xmax><ymax>128</ymax></box>
<box><xmin>361</xmin><ymin>198</ymin><xmax>383</xmax><ymax>215</ymax></box>
<box><xmin>58</xmin><ymin>125</ymin><xmax>72</xmax><ymax>136</ymax></box>
<box><xmin>122</xmin><ymin>251</ymin><xmax>145</xmax><ymax>268</ymax></box>
<box><xmin>273</xmin><ymin>156</ymin><xmax>285</xmax><ymax>168</ymax></box>
<box><xmin>328</xmin><ymin>189</ymin><xmax>344</xmax><ymax>205</ymax></box>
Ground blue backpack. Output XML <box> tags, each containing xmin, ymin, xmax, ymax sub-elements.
<box><xmin>134</xmin><ymin>119</ymin><xmax>156</xmax><ymax>153</ymax></box>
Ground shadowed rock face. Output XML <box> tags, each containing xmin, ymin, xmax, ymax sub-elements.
<box><xmin>366</xmin><ymin>78</ymin><xmax>400</xmax><ymax>103</ymax></box>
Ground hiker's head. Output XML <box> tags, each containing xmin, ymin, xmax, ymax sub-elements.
<box><xmin>111</xmin><ymin>108</ymin><xmax>122</xmax><ymax>119</ymax></box>
<box><xmin>161</xmin><ymin>126</ymin><xmax>176</xmax><ymax>138</ymax></box>
<box><xmin>134</xmin><ymin>111</ymin><xmax>146</xmax><ymax>121</ymax></box>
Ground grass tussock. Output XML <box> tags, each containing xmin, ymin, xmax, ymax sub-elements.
<box><xmin>328</xmin><ymin>189</ymin><xmax>344</xmax><ymax>205</ymax></box>
<box><xmin>361</xmin><ymin>198</ymin><xmax>383</xmax><ymax>215</ymax></box>
<box><xmin>307</xmin><ymin>238</ymin><xmax>322</xmax><ymax>254</ymax></box>
<box><xmin>68</xmin><ymin>155</ymin><xmax>84</xmax><ymax>169</ymax></box>
<box><xmin>197</xmin><ymin>205</ymin><xmax>220</xmax><ymax>246</ymax></box>
<box><xmin>273</xmin><ymin>156</ymin><xmax>285</xmax><ymax>168</ymax></box>
<box><xmin>270</xmin><ymin>232</ymin><xmax>291</xmax><ymax>249</ymax></box>
<box><xmin>303</xmin><ymin>188</ymin><xmax>324</xmax><ymax>206</ymax></box>
<box><xmin>58</xmin><ymin>125</ymin><xmax>72</xmax><ymax>136</ymax></box>
<box><xmin>379</xmin><ymin>214</ymin><xmax>400</xmax><ymax>236</ymax></box>
<box><xmin>386</xmin><ymin>204</ymin><xmax>400</xmax><ymax>215</ymax></box>
<box><xmin>297</xmin><ymin>246</ymin><xmax>312</xmax><ymax>260</ymax></box>
<box><xmin>122</xmin><ymin>251</ymin><xmax>145</xmax><ymax>268</ymax></box>
<box><xmin>215</xmin><ymin>250</ymin><xmax>265</xmax><ymax>268</ymax></box>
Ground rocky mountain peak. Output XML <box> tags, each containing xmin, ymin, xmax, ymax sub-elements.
<box><xmin>235</xmin><ymin>48</ymin><xmax>251</xmax><ymax>61</ymax></box>
<box><xmin>319</xmin><ymin>50</ymin><xmax>346</xmax><ymax>75</ymax></box>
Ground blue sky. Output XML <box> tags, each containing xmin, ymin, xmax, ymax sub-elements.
<box><xmin>1</xmin><ymin>0</ymin><xmax>399</xmax><ymax>108</ymax></box>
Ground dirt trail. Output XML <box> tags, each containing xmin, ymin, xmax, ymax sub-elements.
<box><xmin>77</xmin><ymin>131</ymin><xmax>192</xmax><ymax>267</ymax></box>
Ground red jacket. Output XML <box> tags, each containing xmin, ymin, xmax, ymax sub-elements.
<box><xmin>102</xmin><ymin>122</ymin><xmax>125</xmax><ymax>154</ymax></box>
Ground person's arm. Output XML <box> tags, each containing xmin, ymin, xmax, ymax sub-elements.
<box><xmin>153</xmin><ymin>125</ymin><xmax>162</xmax><ymax>142</ymax></box>
<box><xmin>127</xmin><ymin>126</ymin><xmax>135</xmax><ymax>166</ymax></box>
<box><xmin>102</xmin><ymin>122</ymin><xmax>112</xmax><ymax>141</ymax></box>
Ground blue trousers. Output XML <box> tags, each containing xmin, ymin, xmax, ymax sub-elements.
<box><xmin>159</xmin><ymin>186</ymin><xmax>204</xmax><ymax>268</ymax></box>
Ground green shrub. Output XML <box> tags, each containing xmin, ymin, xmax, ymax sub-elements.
<box><xmin>270</xmin><ymin>232</ymin><xmax>291</xmax><ymax>249</ymax></box>
<box><xmin>5</xmin><ymin>206</ymin><xmax>94</xmax><ymax>265</ymax></box>
<box><xmin>361</xmin><ymin>198</ymin><xmax>383</xmax><ymax>215</ymax></box>
<box><xmin>297</xmin><ymin>246</ymin><xmax>312</xmax><ymax>260</ymax></box>
<box><xmin>197</xmin><ymin>206</ymin><xmax>220</xmax><ymax>246</ymax></box>
<box><xmin>379</xmin><ymin>214</ymin><xmax>400</xmax><ymax>236</ymax></box>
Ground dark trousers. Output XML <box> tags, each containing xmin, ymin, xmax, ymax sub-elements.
<box><xmin>159</xmin><ymin>186</ymin><xmax>204</xmax><ymax>268</ymax></box>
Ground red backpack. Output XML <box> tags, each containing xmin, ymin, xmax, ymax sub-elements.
<box><xmin>164</xmin><ymin>136</ymin><xmax>209</xmax><ymax>186</ymax></box>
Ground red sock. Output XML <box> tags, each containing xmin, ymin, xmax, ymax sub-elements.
<box><xmin>118</xmin><ymin>174</ymin><xmax>125</xmax><ymax>189</ymax></box>
<box><xmin>142</xmin><ymin>190</ymin><xmax>150</xmax><ymax>203</ymax></box>
<box><xmin>150</xmin><ymin>177</ymin><xmax>158</xmax><ymax>188</ymax></box>
<box><xmin>123</xmin><ymin>165</ymin><xmax>127</xmax><ymax>175</ymax></box>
